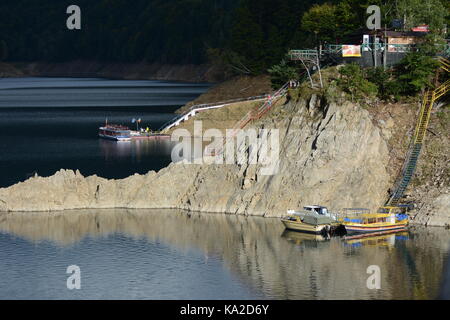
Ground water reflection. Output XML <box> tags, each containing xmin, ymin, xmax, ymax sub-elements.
<box><xmin>99</xmin><ymin>139</ymin><xmax>175</xmax><ymax>163</ymax></box>
<box><xmin>0</xmin><ymin>209</ymin><xmax>448</xmax><ymax>299</ymax></box>
<box><xmin>343</xmin><ymin>231</ymin><xmax>409</xmax><ymax>248</ymax></box>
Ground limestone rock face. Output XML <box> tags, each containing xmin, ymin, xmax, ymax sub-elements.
<box><xmin>0</xmin><ymin>95</ymin><xmax>391</xmax><ymax>217</ymax></box>
<box><xmin>411</xmin><ymin>193</ymin><xmax>450</xmax><ymax>227</ymax></box>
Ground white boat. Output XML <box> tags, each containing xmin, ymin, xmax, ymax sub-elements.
<box><xmin>281</xmin><ymin>205</ymin><xmax>343</xmax><ymax>235</ymax></box>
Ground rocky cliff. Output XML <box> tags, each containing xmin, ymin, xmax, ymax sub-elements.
<box><xmin>0</xmin><ymin>93</ymin><xmax>393</xmax><ymax>217</ymax></box>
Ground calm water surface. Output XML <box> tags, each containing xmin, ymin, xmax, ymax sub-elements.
<box><xmin>1</xmin><ymin>77</ymin><xmax>449</xmax><ymax>300</ymax></box>
<box><xmin>0</xmin><ymin>77</ymin><xmax>210</xmax><ymax>187</ymax></box>
<box><xmin>0</xmin><ymin>209</ymin><xmax>449</xmax><ymax>300</ymax></box>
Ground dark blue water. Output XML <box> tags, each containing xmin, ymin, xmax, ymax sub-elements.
<box><xmin>0</xmin><ymin>77</ymin><xmax>210</xmax><ymax>187</ymax></box>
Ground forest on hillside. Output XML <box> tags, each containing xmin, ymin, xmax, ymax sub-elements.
<box><xmin>0</xmin><ymin>0</ymin><xmax>448</xmax><ymax>73</ymax></box>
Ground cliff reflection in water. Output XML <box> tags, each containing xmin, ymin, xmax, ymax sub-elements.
<box><xmin>0</xmin><ymin>209</ymin><xmax>449</xmax><ymax>299</ymax></box>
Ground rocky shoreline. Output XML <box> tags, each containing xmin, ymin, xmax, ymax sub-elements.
<box><xmin>0</xmin><ymin>77</ymin><xmax>448</xmax><ymax>227</ymax></box>
<box><xmin>0</xmin><ymin>95</ymin><xmax>392</xmax><ymax>218</ymax></box>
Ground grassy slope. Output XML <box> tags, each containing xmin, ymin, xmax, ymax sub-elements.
<box><xmin>175</xmin><ymin>75</ymin><xmax>272</xmax><ymax>114</ymax></box>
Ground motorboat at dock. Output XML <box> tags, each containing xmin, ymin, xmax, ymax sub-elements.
<box><xmin>281</xmin><ymin>205</ymin><xmax>345</xmax><ymax>236</ymax></box>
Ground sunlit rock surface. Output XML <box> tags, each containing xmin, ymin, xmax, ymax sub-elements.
<box><xmin>0</xmin><ymin>96</ymin><xmax>391</xmax><ymax>216</ymax></box>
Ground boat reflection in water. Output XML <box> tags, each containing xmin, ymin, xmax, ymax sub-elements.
<box><xmin>282</xmin><ymin>227</ymin><xmax>409</xmax><ymax>249</ymax></box>
<box><xmin>281</xmin><ymin>230</ymin><xmax>330</xmax><ymax>247</ymax></box>
<box><xmin>343</xmin><ymin>229</ymin><xmax>409</xmax><ymax>248</ymax></box>
<box><xmin>99</xmin><ymin>138</ymin><xmax>175</xmax><ymax>163</ymax></box>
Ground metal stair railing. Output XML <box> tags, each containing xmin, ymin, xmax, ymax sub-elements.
<box><xmin>158</xmin><ymin>94</ymin><xmax>270</xmax><ymax>132</ymax></box>
<box><xmin>289</xmin><ymin>50</ymin><xmax>319</xmax><ymax>61</ymax></box>
<box><xmin>386</xmin><ymin>57</ymin><xmax>449</xmax><ymax>206</ymax></box>
<box><xmin>254</xmin><ymin>83</ymin><xmax>289</xmax><ymax>119</ymax></box>
<box><xmin>204</xmin><ymin>82</ymin><xmax>289</xmax><ymax>157</ymax></box>
<box><xmin>413</xmin><ymin>90</ymin><xmax>434</xmax><ymax>144</ymax></box>
<box><xmin>433</xmin><ymin>79</ymin><xmax>450</xmax><ymax>100</ymax></box>
<box><xmin>388</xmin><ymin>143</ymin><xmax>422</xmax><ymax>206</ymax></box>
<box><xmin>387</xmin><ymin>92</ymin><xmax>433</xmax><ymax>206</ymax></box>
<box><xmin>438</xmin><ymin>59</ymin><xmax>450</xmax><ymax>72</ymax></box>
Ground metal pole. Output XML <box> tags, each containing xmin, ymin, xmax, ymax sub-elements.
<box><xmin>384</xmin><ymin>26</ymin><xmax>387</xmax><ymax>70</ymax></box>
<box><xmin>316</xmin><ymin>53</ymin><xmax>323</xmax><ymax>89</ymax></box>
<box><xmin>300</xmin><ymin>59</ymin><xmax>314</xmax><ymax>88</ymax></box>
<box><xmin>373</xmin><ymin>35</ymin><xmax>377</xmax><ymax>68</ymax></box>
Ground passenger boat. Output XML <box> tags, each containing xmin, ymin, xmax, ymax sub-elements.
<box><xmin>339</xmin><ymin>206</ymin><xmax>408</xmax><ymax>234</ymax></box>
<box><xmin>98</xmin><ymin>124</ymin><xmax>132</xmax><ymax>141</ymax></box>
<box><xmin>281</xmin><ymin>205</ymin><xmax>344</xmax><ymax>235</ymax></box>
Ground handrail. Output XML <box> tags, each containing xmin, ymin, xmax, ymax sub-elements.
<box><xmin>386</xmin><ymin>55</ymin><xmax>449</xmax><ymax>206</ymax></box>
<box><xmin>291</xmin><ymin>44</ymin><xmax>450</xmax><ymax>59</ymax></box>
<box><xmin>204</xmin><ymin>82</ymin><xmax>289</xmax><ymax>156</ymax></box>
<box><xmin>159</xmin><ymin>94</ymin><xmax>270</xmax><ymax>132</ymax></box>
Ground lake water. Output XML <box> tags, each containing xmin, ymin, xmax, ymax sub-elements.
<box><xmin>1</xmin><ymin>77</ymin><xmax>449</xmax><ymax>300</ymax></box>
<box><xmin>0</xmin><ymin>77</ymin><xmax>210</xmax><ymax>187</ymax></box>
<box><xmin>0</xmin><ymin>209</ymin><xmax>449</xmax><ymax>300</ymax></box>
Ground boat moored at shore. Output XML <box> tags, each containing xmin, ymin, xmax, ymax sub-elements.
<box><xmin>281</xmin><ymin>205</ymin><xmax>410</xmax><ymax>238</ymax></box>
<box><xmin>99</xmin><ymin>124</ymin><xmax>170</xmax><ymax>141</ymax></box>
<box><xmin>99</xmin><ymin>125</ymin><xmax>132</xmax><ymax>141</ymax></box>
<box><xmin>281</xmin><ymin>205</ymin><xmax>345</xmax><ymax>236</ymax></box>
<box><xmin>339</xmin><ymin>206</ymin><xmax>409</xmax><ymax>234</ymax></box>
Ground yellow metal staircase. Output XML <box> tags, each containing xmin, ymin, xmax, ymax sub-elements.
<box><xmin>438</xmin><ymin>56</ymin><xmax>450</xmax><ymax>72</ymax></box>
<box><xmin>386</xmin><ymin>58</ymin><xmax>449</xmax><ymax>206</ymax></box>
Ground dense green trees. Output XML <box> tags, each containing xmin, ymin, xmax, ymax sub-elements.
<box><xmin>0</xmin><ymin>0</ymin><xmax>238</xmax><ymax>64</ymax></box>
<box><xmin>337</xmin><ymin>63</ymin><xmax>378</xmax><ymax>101</ymax></box>
<box><xmin>0</xmin><ymin>0</ymin><xmax>324</xmax><ymax>71</ymax></box>
<box><xmin>0</xmin><ymin>40</ymin><xmax>7</xmax><ymax>61</ymax></box>
<box><xmin>393</xmin><ymin>0</ymin><xmax>447</xmax><ymax>32</ymax></box>
<box><xmin>0</xmin><ymin>0</ymin><xmax>448</xmax><ymax>74</ymax></box>
<box><xmin>267</xmin><ymin>58</ymin><xmax>298</xmax><ymax>88</ymax></box>
<box><xmin>226</xmin><ymin>0</ymin><xmax>323</xmax><ymax>74</ymax></box>
<box><xmin>337</xmin><ymin>47</ymin><xmax>441</xmax><ymax>102</ymax></box>
<box><xmin>299</xmin><ymin>0</ymin><xmax>448</xmax><ymax>46</ymax></box>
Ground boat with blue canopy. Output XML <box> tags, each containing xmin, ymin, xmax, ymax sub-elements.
<box><xmin>339</xmin><ymin>206</ymin><xmax>408</xmax><ymax>234</ymax></box>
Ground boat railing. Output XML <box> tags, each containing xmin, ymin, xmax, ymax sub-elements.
<box><xmin>335</xmin><ymin>208</ymin><xmax>370</xmax><ymax>223</ymax></box>
<box><xmin>102</xmin><ymin>124</ymin><xmax>131</xmax><ymax>131</ymax></box>
<box><xmin>340</xmin><ymin>208</ymin><xmax>371</xmax><ymax>216</ymax></box>
<box><xmin>286</xmin><ymin>210</ymin><xmax>340</xmax><ymax>223</ymax></box>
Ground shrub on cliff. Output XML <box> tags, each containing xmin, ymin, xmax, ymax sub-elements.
<box><xmin>394</xmin><ymin>52</ymin><xmax>440</xmax><ymax>95</ymax></box>
<box><xmin>267</xmin><ymin>59</ymin><xmax>298</xmax><ymax>89</ymax></box>
<box><xmin>337</xmin><ymin>63</ymin><xmax>378</xmax><ymax>101</ymax></box>
<box><xmin>365</xmin><ymin>67</ymin><xmax>404</xmax><ymax>101</ymax></box>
